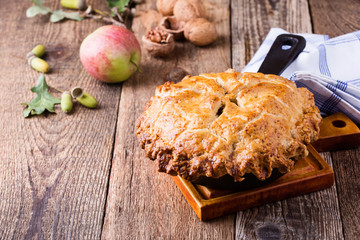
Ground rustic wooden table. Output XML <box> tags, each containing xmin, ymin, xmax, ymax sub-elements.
<box><xmin>1</xmin><ymin>0</ymin><xmax>359</xmax><ymax>239</ymax></box>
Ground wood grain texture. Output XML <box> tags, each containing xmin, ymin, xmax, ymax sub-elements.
<box><xmin>331</xmin><ymin>149</ymin><xmax>360</xmax><ymax>240</ymax></box>
<box><xmin>231</xmin><ymin>1</ymin><xmax>343</xmax><ymax>239</ymax></box>
<box><xmin>309</xmin><ymin>0</ymin><xmax>360</xmax><ymax>37</ymax></box>
<box><xmin>0</xmin><ymin>0</ymin><xmax>120</xmax><ymax>239</ymax></box>
<box><xmin>172</xmin><ymin>146</ymin><xmax>334</xmax><ymax>221</ymax></box>
<box><xmin>308</xmin><ymin>1</ymin><xmax>360</xmax><ymax>238</ymax></box>
<box><xmin>312</xmin><ymin>113</ymin><xmax>360</xmax><ymax>152</ymax></box>
<box><xmin>1</xmin><ymin>0</ymin><xmax>359</xmax><ymax>239</ymax></box>
<box><xmin>101</xmin><ymin>0</ymin><xmax>235</xmax><ymax>239</ymax></box>
<box><xmin>235</xmin><ymin>152</ymin><xmax>343</xmax><ymax>240</ymax></box>
<box><xmin>231</xmin><ymin>0</ymin><xmax>312</xmax><ymax>71</ymax></box>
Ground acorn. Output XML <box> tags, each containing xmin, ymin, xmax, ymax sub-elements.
<box><xmin>71</xmin><ymin>87</ymin><xmax>98</xmax><ymax>109</ymax></box>
<box><xmin>26</xmin><ymin>44</ymin><xmax>46</xmax><ymax>58</ymax></box>
<box><xmin>28</xmin><ymin>56</ymin><xmax>50</xmax><ymax>73</ymax></box>
<box><xmin>61</xmin><ymin>91</ymin><xmax>73</xmax><ymax>113</ymax></box>
<box><xmin>60</xmin><ymin>0</ymin><xmax>87</xmax><ymax>10</ymax></box>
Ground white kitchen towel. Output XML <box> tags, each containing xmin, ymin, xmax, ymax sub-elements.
<box><xmin>243</xmin><ymin>28</ymin><xmax>360</xmax><ymax>125</ymax></box>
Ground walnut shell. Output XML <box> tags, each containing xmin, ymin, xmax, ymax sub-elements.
<box><xmin>173</xmin><ymin>0</ymin><xmax>206</xmax><ymax>23</ymax></box>
<box><xmin>156</xmin><ymin>0</ymin><xmax>178</xmax><ymax>16</ymax></box>
<box><xmin>184</xmin><ymin>18</ymin><xmax>217</xmax><ymax>46</ymax></box>
<box><xmin>142</xmin><ymin>34</ymin><xmax>175</xmax><ymax>57</ymax></box>
<box><xmin>159</xmin><ymin>16</ymin><xmax>185</xmax><ymax>40</ymax></box>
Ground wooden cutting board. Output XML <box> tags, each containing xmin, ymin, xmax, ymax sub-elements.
<box><xmin>172</xmin><ymin>113</ymin><xmax>359</xmax><ymax>220</ymax></box>
<box><xmin>312</xmin><ymin>112</ymin><xmax>360</xmax><ymax>152</ymax></box>
<box><xmin>172</xmin><ymin>145</ymin><xmax>334</xmax><ymax>221</ymax></box>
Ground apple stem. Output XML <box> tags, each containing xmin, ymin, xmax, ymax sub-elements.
<box><xmin>130</xmin><ymin>60</ymin><xmax>142</xmax><ymax>73</ymax></box>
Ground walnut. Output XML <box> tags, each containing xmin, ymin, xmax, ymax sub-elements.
<box><xmin>159</xmin><ymin>16</ymin><xmax>185</xmax><ymax>40</ymax></box>
<box><xmin>184</xmin><ymin>18</ymin><xmax>217</xmax><ymax>46</ymax></box>
<box><xmin>156</xmin><ymin>0</ymin><xmax>178</xmax><ymax>16</ymax></box>
<box><xmin>173</xmin><ymin>0</ymin><xmax>206</xmax><ymax>23</ymax></box>
<box><xmin>142</xmin><ymin>27</ymin><xmax>175</xmax><ymax>57</ymax></box>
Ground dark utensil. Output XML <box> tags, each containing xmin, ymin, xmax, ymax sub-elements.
<box><xmin>192</xmin><ymin>34</ymin><xmax>306</xmax><ymax>190</ymax></box>
<box><xmin>258</xmin><ymin>34</ymin><xmax>306</xmax><ymax>75</ymax></box>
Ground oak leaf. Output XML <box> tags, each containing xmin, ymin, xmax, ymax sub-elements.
<box><xmin>22</xmin><ymin>74</ymin><xmax>61</xmax><ymax>118</ymax></box>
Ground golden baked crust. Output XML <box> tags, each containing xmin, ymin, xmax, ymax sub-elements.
<box><xmin>136</xmin><ymin>70</ymin><xmax>321</xmax><ymax>182</ymax></box>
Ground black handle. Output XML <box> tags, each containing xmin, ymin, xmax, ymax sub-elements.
<box><xmin>258</xmin><ymin>34</ymin><xmax>306</xmax><ymax>75</ymax></box>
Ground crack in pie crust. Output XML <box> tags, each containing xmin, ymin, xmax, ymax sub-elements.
<box><xmin>136</xmin><ymin>70</ymin><xmax>321</xmax><ymax>182</ymax></box>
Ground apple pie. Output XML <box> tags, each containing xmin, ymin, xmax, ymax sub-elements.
<box><xmin>136</xmin><ymin>70</ymin><xmax>321</xmax><ymax>182</ymax></box>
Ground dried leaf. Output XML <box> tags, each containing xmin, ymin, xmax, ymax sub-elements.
<box><xmin>23</xmin><ymin>74</ymin><xmax>61</xmax><ymax>118</ymax></box>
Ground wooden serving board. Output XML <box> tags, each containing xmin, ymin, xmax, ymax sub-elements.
<box><xmin>172</xmin><ymin>145</ymin><xmax>334</xmax><ymax>221</ymax></box>
<box><xmin>312</xmin><ymin>112</ymin><xmax>360</xmax><ymax>152</ymax></box>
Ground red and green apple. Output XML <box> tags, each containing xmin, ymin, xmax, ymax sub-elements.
<box><xmin>80</xmin><ymin>25</ymin><xmax>141</xmax><ymax>83</ymax></box>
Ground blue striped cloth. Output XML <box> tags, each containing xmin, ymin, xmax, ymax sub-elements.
<box><xmin>243</xmin><ymin>28</ymin><xmax>360</xmax><ymax>125</ymax></box>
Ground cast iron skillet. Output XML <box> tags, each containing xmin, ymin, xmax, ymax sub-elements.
<box><xmin>192</xmin><ymin>34</ymin><xmax>306</xmax><ymax>190</ymax></box>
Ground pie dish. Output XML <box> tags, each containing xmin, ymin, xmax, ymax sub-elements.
<box><xmin>136</xmin><ymin>69</ymin><xmax>321</xmax><ymax>182</ymax></box>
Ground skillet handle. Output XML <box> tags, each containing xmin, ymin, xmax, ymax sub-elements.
<box><xmin>258</xmin><ymin>34</ymin><xmax>306</xmax><ymax>75</ymax></box>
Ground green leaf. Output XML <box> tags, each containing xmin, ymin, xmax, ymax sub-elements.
<box><xmin>50</xmin><ymin>10</ymin><xmax>83</xmax><ymax>22</ymax></box>
<box><xmin>106</xmin><ymin>0</ymin><xmax>130</xmax><ymax>12</ymax></box>
<box><xmin>31</xmin><ymin>0</ymin><xmax>45</xmax><ymax>6</ymax></box>
<box><xmin>61</xmin><ymin>11</ymin><xmax>83</xmax><ymax>21</ymax></box>
<box><xmin>27</xmin><ymin>0</ymin><xmax>83</xmax><ymax>22</ymax></box>
<box><xmin>50</xmin><ymin>10</ymin><xmax>65</xmax><ymax>22</ymax></box>
<box><xmin>26</xmin><ymin>5</ymin><xmax>51</xmax><ymax>17</ymax></box>
<box><xmin>23</xmin><ymin>74</ymin><xmax>61</xmax><ymax>118</ymax></box>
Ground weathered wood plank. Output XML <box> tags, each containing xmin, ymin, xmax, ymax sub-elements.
<box><xmin>231</xmin><ymin>0</ymin><xmax>343</xmax><ymax>239</ymax></box>
<box><xmin>309</xmin><ymin>0</ymin><xmax>360</xmax><ymax>37</ymax></box>
<box><xmin>235</xmin><ymin>153</ymin><xmax>343</xmax><ymax>240</ymax></box>
<box><xmin>101</xmin><ymin>0</ymin><xmax>235</xmax><ymax>239</ymax></box>
<box><xmin>0</xmin><ymin>0</ymin><xmax>120</xmax><ymax>239</ymax></box>
<box><xmin>331</xmin><ymin>149</ymin><xmax>360</xmax><ymax>240</ymax></box>
<box><xmin>309</xmin><ymin>1</ymin><xmax>360</xmax><ymax>239</ymax></box>
<box><xmin>231</xmin><ymin>0</ymin><xmax>312</xmax><ymax>71</ymax></box>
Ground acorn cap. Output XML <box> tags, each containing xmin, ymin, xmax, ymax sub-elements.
<box><xmin>71</xmin><ymin>87</ymin><xmax>84</xmax><ymax>98</ymax></box>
